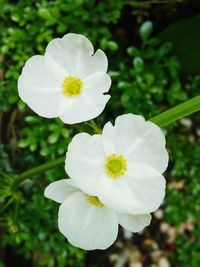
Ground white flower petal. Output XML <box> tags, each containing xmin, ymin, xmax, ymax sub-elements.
<box><xmin>44</xmin><ymin>179</ymin><xmax>79</xmax><ymax>203</ymax></box>
<box><xmin>65</xmin><ymin>133</ymin><xmax>105</xmax><ymax>194</ymax></box>
<box><xmin>97</xmin><ymin>163</ymin><xmax>166</xmax><ymax>214</ymax></box>
<box><xmin>83</xmin><ymin>49</ymin><xmax>108</xmax><ymax>75</ymax></box>
<box><xmin>102</xmin><ymin>114</ymin><xmax>168</xmax><ymax>173</ymax></box>
<box><xmin>118</xmin><ymin>213</ymin><xmax>151</xmax><ymax>232</ymax></box>
<box><xmin>18</xmin><ymin>55</ymin><xmax>63</xmax><ymax>118</ymax></box>
<box><xmin>102</xmin><ymin>114</ymin><xmax>145</xmax><ymax>156</ymax></box>
<box><xmin>58</xmin><ymin>191</ymin><xmax>118</xmax><ymax>250</ymax></box>
<box><xmin>44</xmin><ymin>33</ymin><xmax>94</xmax><ymax>79</ymax></box>
<box><xmin>83</xmin><ymin>72</ymin><xmax>111</xmax><ymax>94</ymax></box>
<box><xmin>58</xmin><ymin>93</ymin><xmax>110</xmax><ymax>124</ymax></box>
<box><xmin>102</xmin><ymin>121</ymin><xmax>116</xmax><ymax>155</ymax></box>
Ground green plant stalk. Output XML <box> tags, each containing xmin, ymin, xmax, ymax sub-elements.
<box><xmin>14</xmin><ymin>95</ymin><xmax>200</xmax><ymax>187</ymax></box>
<box><xmin>13</xmin><ymin>156</ymin><xmax>65</xmax><ymax>188</ymax></box>
<box><xmin>84</xmin><ymin>119</ymin><xmax>102</xmax><ymax>134</ymax></box>
<box><xmin>0</xmin><ymin>197</ymin><xmax>14</xmax><ymax>214</ymax></box>
<box><xmin>150</xmin><ymin>95</ymin><xmax>200</xmax><ymax>127</ymax></box>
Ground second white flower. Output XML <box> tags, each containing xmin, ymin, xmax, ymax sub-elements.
<box><xmin>65</xmin><ymin>114</ymin><xmax>169</xmax><ymax>214</ymax></box>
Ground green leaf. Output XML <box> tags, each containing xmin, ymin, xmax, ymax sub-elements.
<box><xmin>18</xmin><ymin>139</ymin><xmax>30</xmax><ymax>148</ymax></box>
<box><xmin>140</xmin><ymin>21</ymin><xmax>153</xmax><ymax>42</ymax></box>
<box><xmin>25</xmin><ymin>116</ymin><xmax>39</xmax><ymax>124</ymax></box>
<box><xmin>127</xmin><ymin>47</ymin><xmax>140</xmax><ymax>57</ymax></box>
<box><xmin>133</xmin><ymin>57</ymin><xmax>144</xmax><ymax>72</ymax></box>
<box><xmin>150</xmin><ymin>95</ymin><xmax>200</xmax><ymax>127</ymax></box>
<box><xmin>48</xmin><ymin>133</ymin><xmax>59</xmax><ymax>144</ymax></box>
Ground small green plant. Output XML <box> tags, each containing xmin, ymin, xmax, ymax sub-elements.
<box><xmin>18</xmin><ymin>116</ymin><xmax>72</xmax><ymax>158</ymax></box>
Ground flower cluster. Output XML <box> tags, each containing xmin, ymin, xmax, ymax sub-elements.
<box><xmin>18</xmin><ymin>34</ymin><xmax>168</xmax><ymax>250</ymax></box>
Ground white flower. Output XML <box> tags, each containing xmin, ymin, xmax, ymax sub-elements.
<box><xmin>65</xmin><ymin>114</ymin><xmax>168</xmax><ymax>214</ymax></box>
<box><xmin>18</xmin><ymin>33</ymin><xmax>111</xmax><ymax>124</ymax></box>
<box><xmin>44</xmin><ymin>179</ymin><xmax>151</xmax><ymax>250</ymax></box>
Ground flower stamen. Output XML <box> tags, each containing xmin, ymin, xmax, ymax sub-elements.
<box><xmin>62</xmin><ymin>76</ymin><xmax>83</xmax><ymax>96</ymax></box>
<box><xmin>105</xmin><ymin>154</ymin><xmax>127</xmax><ymax>179</ymax></box>
<box><xmin>87</xmin><ymin>196</ymin><xmax>104</xmax><ymax>208</ymax></box>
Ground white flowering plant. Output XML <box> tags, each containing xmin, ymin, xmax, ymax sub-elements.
<box><xmin>11</xmin><ymin>32</ymin><xmax>200</xmax><ymax>251</ymax></box>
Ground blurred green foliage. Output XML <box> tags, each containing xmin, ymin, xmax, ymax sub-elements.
<box><xmin>0</xmin><ymin>0</ymin><xmax>123</xmax><ymax>112</ymax></box>
<box><xmin>159</xmin><ymin>14</ymin><xmax>200</xmax><ymax>75</ymax></box>
<box><xmin>18</xmin><ymin>116</ymin><xmax>72</xmax><ymax>158</ymax></box>
<box><xmin>0</xmin><ymin>1</ymin><xmax>200</xmax><ymax>267</ymax></box>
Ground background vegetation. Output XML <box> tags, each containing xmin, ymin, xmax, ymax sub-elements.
<box><xmin>0</xmin><ymin>0</ymin><xmax>200</xmax><ymax>267</ymax></box>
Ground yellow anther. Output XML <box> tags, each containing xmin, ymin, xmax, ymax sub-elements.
<box><xmin>105</xmin><ymin>153</ymin><xmax>127</xmax><ymax>179</ymax></box>
<box><xmin>62</xmin><ymin>76</ymin><xmax>83</xmax><ymax>96</ymax></box>
<box><xmin>87</xmin><ymin>196</ymin><xmax>104</xmax><ymax>208</ymax></box>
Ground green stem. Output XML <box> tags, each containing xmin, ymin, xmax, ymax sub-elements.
<box><xmin>128</xmin><ymin>0</ymin><xmax>183</xmax><ymax>6</ymax></box>
<box><xmin>85</xmin><ymin>119</ymin><xmax>102</xmax><ymax>134</ymax></box>
<box><xmin>150</xmin><ymin>95</ymin><xmax>200</xmax><ymax>127</ymax></box>
<box><xmin>13</xmin><ymin>95</ymin><xmax>200</xmax><ymax>187</ymax></box>
<box><xmin>13</xmin><ymin>156</ymin><xmax>65</xmax><ymax>188</ymax></box>
<box><xmin>0</xmin><ymin>197</ymin><xmax>14</xmax><ymax>214</ymax></box>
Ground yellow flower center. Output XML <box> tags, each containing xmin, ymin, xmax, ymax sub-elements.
<box><xmin>62</xmin><ymin>76</ymin><xmax>83</xmax><ymax>96</ymax></box>
<box><xmin>87</xmin><ymin>196</ymin><xmax>104</xmax><ymax>208</ymax></box>
<box><xmin>105</xmin><ymin>153</ymin><xmax>127</xmax><ymax>179</ymax></box>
